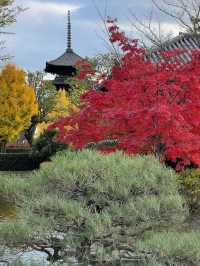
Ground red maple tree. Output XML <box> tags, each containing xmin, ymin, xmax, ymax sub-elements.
<box><xmin>75</xmin><ymin>59</ymin><xmax>95</xmax><ymax>80</ymax></box>
<box><xmin>49</xmin><ymin>20</ymin><xmax>200</xmax><ymax>170</ymax></box>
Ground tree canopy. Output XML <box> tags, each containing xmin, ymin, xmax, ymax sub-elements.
<box><xmin>50</xmin><ymin>19</ymin><xmax>200</xmax><ymax>170</ymax></box>
<box><xmin>27</xmin><ymin>71</ymin><xmax>57</xmax><ymax>121</ymax></box>
<box><xmin>0</xmin><ymin>64</ymin><xmax>38</xmax><ymax>144</ymax></box>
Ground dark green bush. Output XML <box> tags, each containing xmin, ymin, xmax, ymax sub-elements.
<box><xmin>0</xmin><ymin>150</ymin><xmax>187</xmax><ymax>264</ymax></box>
<box><xmin>31</xmin><ymin>129</ymin><xmax>68</xmax><ymax>163</ymax></box>
<box><xmin>85</xmin><ymin>139</ymin><xmax>119</xmax><ymax>150</ymax></box>
<box><xmin>5</xmin><ymin>148</ymin><xmax>31</xmax><ymax>153</ymax></box>
<box><xmin>0</xmin><ymin>152</ymin><xmax>38</xmax><ymax>171</ymax></box>
<box><xmin>0</xmin><ymin>130</ymin><xmax>67</xmax><ymax>171</ymax></box>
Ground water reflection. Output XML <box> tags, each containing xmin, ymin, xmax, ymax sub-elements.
<box><xmin>0</xmin><ymin>248</ymin><xmax>49</xmax><ymax>266</ymax></box>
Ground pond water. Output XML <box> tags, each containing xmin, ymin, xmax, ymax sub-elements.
<box><xmin>0</xmin><ymin>201</ymin><xmax>141</xmax><ymax>265</ymax></box>
<box><xmin>0</xmin><ymin>200</ymin><xmax>77</xmax><ymax>265</ymax></box>
<box><xmin>0</xmin><ymin>248</ymin><xmax>50</xmax><ymax>265</ymax></box>
<box><xmin>0</xmin><ymin>201</ymin><xmax>48</xmax><ymax>265</ymax></box>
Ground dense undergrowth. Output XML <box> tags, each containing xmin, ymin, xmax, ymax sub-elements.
<box><xmin>0</xmin><ymin>150</ymin><xmax>196</xmax><ymax>265</ymax></box>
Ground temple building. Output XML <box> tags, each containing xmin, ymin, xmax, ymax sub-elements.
<box><xmin>149</xmin><ymin>33</ymin><xmax>200</xmax><ymax>63</ymax></box>
<box><xmin>45</xmin><ymin>11</ymin><xmax>83</xmax><ymax>91</ymax></box>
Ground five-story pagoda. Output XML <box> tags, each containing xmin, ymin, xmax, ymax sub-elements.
<box><xmin>45</xmin><ymin>10</ymin><xmax>83</xmax><ymax>91</ymax></box>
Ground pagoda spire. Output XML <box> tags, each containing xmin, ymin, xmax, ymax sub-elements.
<box><xmin>45</xmin><ymin>9</ymin><xmax>83</xmax><ymax>90</ymax></box>
<box><xmin>67</xmin><ymin>10</ymin><xmax>72</xmax><ymax>51</ymax></box>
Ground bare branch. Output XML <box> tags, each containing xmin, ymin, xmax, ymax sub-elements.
<box><xmin>129</xmin><ymin>0</ymin><xmax>200</xmax><ymax>48</ymax></box>
<box><xmin>0</xmin><ymin>0</ymin><xmax>25</xmax><ymax>61</ymax></box>
<box><xmin>129</xmin><ymin>9</ymin><xmax>172</xmax><ymax>48</ymax></box>
<box><xmin>92</xmin><ymin>0</ymin><xmax>122</xmax><ymax>65</ymax></box>
<box><xmin>152</xmin><ymin>0</ymin><xmax>193</xmax><ymax>32</ymax></box>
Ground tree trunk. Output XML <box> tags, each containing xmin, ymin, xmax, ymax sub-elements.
<box><xmin>0</xmin><ymin>141</ymin><xmax>6</xmax><ymax>152</ymax></box>
<box><xmin>24</xmin><ymin>116</ymin><xmax>38</xmax><ymax>145</ymax></box>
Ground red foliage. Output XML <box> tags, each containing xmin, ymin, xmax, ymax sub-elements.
<box><xmin>49</xmin><ymin>20</ymin><xmax>200</xmax><ymax>170</ymax></box>
<box><xmin>75</xmin><ymin>59</ymin><xmax>95</xmax><ymax>80</ymax></box>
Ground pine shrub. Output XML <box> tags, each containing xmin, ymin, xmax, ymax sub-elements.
<box><xmin>0</xmin><ymin>150</ymin><xmax>187</xmax><ymax>264</ymax></box>
<box><xmin>178</xmin><ymin>169</ymin><xmax>200</xmax><ymax>212</ymax></box>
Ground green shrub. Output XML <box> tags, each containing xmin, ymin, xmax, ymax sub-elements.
<box><xmin>136</xmin><ymin>231</ymin><xmax>200</xmax><ymax>265</ymax></box>
<box><xmin>31</xmin><ymin>129</ymin><xmax>68</xmax><ymax>164</ymax></box>
<box><xmin>178</xmin><ymin>168</ymin><xmax>200</xmax><ymax>212</ymax></box>
<box><xmin>5</xmin><ymin>148</ymin><xmax>31</xmax><ymax>153</ymax></box>
<box><xmin>0</xmin><ymin>130</ymin><xmax>68</xmax><ymax>171</ymax></box>
<box><xmin>85</xmin><ymin>139</ymin><xmax>119</xmax><ymax>150</ymax></box>
<box><xmin>0</xmin><ymin>172</ymin><xmax>31</xmax><ymax>202</ymax></box>
<box><xmin>0</xmin><ymin>150</ymin><xmax>187</xmax><ymax>264</ymax></box>
<box><xmin>0</xmin><ymin>152</ymin><xmax>38</xmax><ymax>171</ymax></box>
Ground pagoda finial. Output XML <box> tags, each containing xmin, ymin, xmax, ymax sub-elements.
<box><xmin>67</xmin><ymin>10</ymin><xmax>72</xmax><ymax>51</ymax></box>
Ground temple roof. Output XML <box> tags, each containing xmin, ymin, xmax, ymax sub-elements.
<box><xmin>46</xmin><ymin>49</ymin><xmax>82</xmax><ymax>67</ymax></box>
<box><xmin>149</xmin><ymin>33</ymin><xmax>200</xmax><ymax>63</ymax></box>
<box><xmin>45</xmin><ymin>10</ymin><xmax>83</xmax><ymax>75</ymax></box>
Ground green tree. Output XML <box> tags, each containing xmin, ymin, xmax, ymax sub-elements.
<box><xmin>67</xmin><ymin>77</ymin><xmax>90</xmax><ymax>106</ymax></box>
<box><xmin>26</xmin><ymin>71</ymin><xmax>57</xmax><ymax>143</ymax></box>
<box><xmin>27</xmin><ymin>71</ymin><xmax>57</xmax><ymax>121</ymax></box>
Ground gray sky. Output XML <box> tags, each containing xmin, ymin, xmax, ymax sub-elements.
<box><xmin>3</xmin><ymin>0</ymin><xmax>181</xmax><ymax>72</ymax></box>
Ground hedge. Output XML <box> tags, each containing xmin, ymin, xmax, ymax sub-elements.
<box><xmin>0</xmin><ymin>152</ymin><xmax>39</xmax><ymax>171</ymax></box>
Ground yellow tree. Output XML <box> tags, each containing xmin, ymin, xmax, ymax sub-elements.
<box><xmin>35</xmin><ymin>89</ymin><xmax>78</xmax><ymax>138</ymax></box>
<box><xmin>0</xmin><ymin>64</ymin><xmax>38</xmax><ymax>148</ymax></box>
<box><xmin>47</xmin><ymin>89</ymin><xmax>72</xmax><ymax>121</ymax></box>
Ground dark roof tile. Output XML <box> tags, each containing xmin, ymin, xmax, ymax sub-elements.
<box><xmin>149</xmin><ymin>33</ymin><xmax>200</xmax><ymax>62</ymax></box>
<box><xmin>47</xmin><ymin>49</ymin><xmax>83</xmax><ymax>67</ymax></box>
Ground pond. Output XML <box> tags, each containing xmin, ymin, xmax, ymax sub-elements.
<box><xmin>0</xmin><ymin>201</ymin><xmax>142</xmax><ymax>266</ymax></box>
<box><xmin>0</xmin><ymin>200</ymin><xmax>49</xmax><ymax>265</ymax></box>
<box><xmin>0</xmin><ymin>200</ymin><xmax>79</xmax><ymax>265</ymax></box>
<box><xmin>0</xmin><ymin>248</ymin><xmax>50</xmax><ymax>265</ymax></box>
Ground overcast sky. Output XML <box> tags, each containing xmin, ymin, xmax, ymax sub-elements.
<box><xmin>3</xmin><ymin>0</ymin><xmax>181</xmax><ymax>72</ymax></box>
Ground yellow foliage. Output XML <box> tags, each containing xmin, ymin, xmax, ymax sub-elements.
<box><xmin>47</xmin><ymin>89</ymin><xmax>78</xmax><ymax>122</ymax></box>
<box><xmin>34</xmin><ymin>122</ymin><xmax>49</xmax><ymax>139</ymax></box>
<box><xmin>0</xmin><ymin>64</ymin><xmax>38</xmax><ymax>143</ymax></box>
<box><xmin>35</xmin><ymin>90</ymin><xmax>78</xmax><ymax>139</ymax></box>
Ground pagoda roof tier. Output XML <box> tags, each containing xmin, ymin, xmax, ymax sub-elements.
<box><xmin>53</xmin><ymin>75</ymin><xmax>70</xmax><ymax>91</ymax></box>
<box><xmin>45</xmin><ymin>10</ymin><xmax>83</xmax><ymax>76</ymax></box>
<box><xmin>45</xmin><ymin>49</ymin><xmax>83</xmax><ymax>75</ymax></box>
<box><xmin>53</xmin><ymin>75</ymin><xmax>69</xmax><ymax>86</ymax></box>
